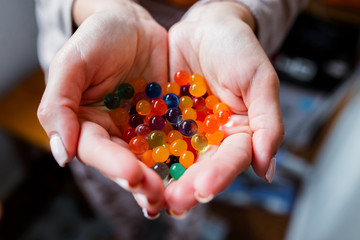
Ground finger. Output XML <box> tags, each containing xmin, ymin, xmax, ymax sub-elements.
<box><xmin>246</xmin><ymin>62</ymin><xmax>284</xmax><ymax>179</ymax></box>
<box><xmin>165</xmin><ymin>132</ymin><xmax>252</xmax><ymax>216</ymax></box>
<box><xmin>77</xmin><ymin>121</ymin><xmax>165</xmax><ymax>216</ymax></box>
<box><xmin>37</xmin><ymin>49</ymin><xmax>87</xmax><ymax>167</ymax></box>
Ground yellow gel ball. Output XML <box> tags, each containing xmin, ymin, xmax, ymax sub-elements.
<box><xmin>170</xmin><ymin>139</ymin><xmax>188</xmax><ymax>156</ymax></box>
<box><xmin>152</xmin><ymin>146</ymin><xmax>170</xmax><ymax>162</ymax></box>
<box><xmin>179</xmin><ymin>151</ymin><xmax>194</xmax><ymax>169</ymax></box>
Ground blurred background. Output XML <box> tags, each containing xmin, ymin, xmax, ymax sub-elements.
<box><xmin>0</xmin><ymin>0</ymin><xmax>360</xmax><ymax>239</ymax></box>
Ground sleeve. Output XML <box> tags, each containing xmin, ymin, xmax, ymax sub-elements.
<box><xmin>35</xmin><ymin>0</ymin><xmax>74</xmax><ymax>78</ymax></box>
<box><xmin>191</xmin><ymin>0</ymin><xmax>310</xmax><ymax>56</ymax></box>
<box><xmin>237</xmin><ymin>0</ymin><xmax>309</xmax><ymax>56</ymax></box>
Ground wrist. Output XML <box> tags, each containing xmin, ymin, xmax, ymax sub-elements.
<box><xmin>182</xmin><ymin>0</ymin><xmax>256</xmax><ymax>32</ymax></box>
<box><xmin>72</xmin><ymin>0</ymin><xmax>151</xmax><ymax>26</ymax></box>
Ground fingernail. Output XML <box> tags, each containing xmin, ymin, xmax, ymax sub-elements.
<box><xmin>114</xmin><ymin>178</ymin><xmax>141</xmax><ymax>192</ymax></box>
<box><xmin>265</xmin><ymin>157</ymin><xmax>276</xmax><ymax>183</ymax></box>
<box><xmin>142</xmin><ymin>208</ymin><xmax>160</xmax><ymax>220</ymax></box>
<box><xmin>194</xmin><ymin>191</ymin><xmax>214</xmax><ymax>203</ymax></box>
<box><xmin>49</xmin><ymin>134</ymin><xmax>68</xmax><ymax>167</ymax></box>
<box><xmin>165</xmin><ymin>209</ymin><xmax>187</xmax><ymax>219</ymax></box>
<box><xmin>134</xmin><ymin>193</ymin><xmax>150</xmax><ymax>206</ymax></box>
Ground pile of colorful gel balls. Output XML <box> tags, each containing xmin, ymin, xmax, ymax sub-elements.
<box><xmin>103</xmin><ymin>70</ymin><xmax>231</xmax><ymax>182</ymax></box>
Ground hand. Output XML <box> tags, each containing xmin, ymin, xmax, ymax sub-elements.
<box><xmin>165</xmin><ymin>1</ymin><xmax>284</xmax><ymax>217</ymax></box>
<box><xmin>37</xmin><ymin>0</ymin><xmax>168</xmax><ymax>217</ymax></box>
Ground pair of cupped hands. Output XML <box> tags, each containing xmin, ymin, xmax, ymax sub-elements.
<box><xmin>37</xmin><ymin>0</ymin><xmax>284</xmax><ymax>219</ymax></box>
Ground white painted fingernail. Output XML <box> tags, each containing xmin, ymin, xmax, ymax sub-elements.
<box><xmin>49</xmin><ymin>134</ymin><xmax>68</xmax><ymax>167</ymax></box>
<box><xmin>265</xmin><ymin>157</ymin><xmax>276</xmax><ymax>183</ymax></box>
<box><xmin>114</xmin><ymin>178</ymin><xmax>131</xmax><ymax>191</ymax></box>
<box><xmin>142</xmin><ymin>208</ymin><xmax>160</xmax><ymax>220</ymax></box>
<box><xmin>134</xmin><ymin>193</ymin><xmax>150</xmax><ymax>207</ymax></box>
<box><xmin>194</xmin><ymin>191</ymin><xmax>214</xmax><ymax>203</ymax></box>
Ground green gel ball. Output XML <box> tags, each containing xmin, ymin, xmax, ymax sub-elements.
<box><xmin>169</xmin><ymin>163</ymin><xmax>186</xmax><ymax>180</ymax></box>
<box><xmin>104</xmin><ymin>93</ymin><xmax>121</xmax><ymax>110</ymax></box>
<box><xmin>117</xmin><ymin>83</ymin><xmax>135</xmax><ymax>99</ymax></box>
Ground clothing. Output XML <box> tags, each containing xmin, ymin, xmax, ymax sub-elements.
<box><xmin>34</xmin><ymin>0</ymin><xmax>308</xmax><ymax>239</ymax></box>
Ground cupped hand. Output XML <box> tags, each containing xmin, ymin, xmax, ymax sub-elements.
<box><xmin>165</xmin><ymin>1</ymin><xmax>284</xmax><ymax>216</ymax></box>
<box><xmin>37</xmin><ymin>0</ymin><xmax>168</xmax><ymax>217</ymax></box>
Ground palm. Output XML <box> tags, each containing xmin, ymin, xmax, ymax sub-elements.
<box><xmin>40</xmin><ymin>12</ymin><xmax>169</xmax><ymax>214</ymax></box>
<box><xmin>165</xmin><ymin>16</ymin><xmax>283</xmax><ymax>213</ymax></box>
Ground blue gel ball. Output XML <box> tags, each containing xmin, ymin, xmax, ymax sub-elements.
<box><xmin>145</xmin><ymin>82</ymin><xmax>162</xmax><ymax>98</ymax></box>
<box><xmin>165</xmin><ymin>108</ymin><xmax>182</xmax><ymax>125</ymax></box>
<box><xmin>179</xmin><ymin>119</ymin><xmax>198</xmax><ymax>137</ymax></box>
<box><xmin>163</xmin><ymin>93</ymin><xmax>179</xmax><ymax>108</ymax></box>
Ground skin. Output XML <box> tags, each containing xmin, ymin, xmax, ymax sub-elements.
<box><xmin>37</xmin><ymin>0</ymin><xmax>284</xmax><ymax>218</ymax></box>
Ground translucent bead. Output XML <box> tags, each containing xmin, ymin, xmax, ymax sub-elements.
<box><xmin>180</xmin><ymin>84</ymin><xmax>191</xmax><ymax>97</ymax></box>
<box><xmin>117</xmin><ymin>83</ymin><xmax>135</xmax><ymax>99</ymax></box>
<box><xmin>152</xmin><ymin>146</ymin><xmax>170</xmax><ymax>163</ymax></box>
<box><xmin>182</xmin><ymin>108</ymin><xmax>197</xmax><ymax>121</ymax></box>
<box><xmin>130</xmin><ymin>77</ymin><xmax>147</xmax><ymax>93</ymax></box>
<box><xmin>122</xmin><ymin>128</ymin><xmax>137</xmax><ymax>143</ymax></box>
<box><xmin>136</xmin><ymin>99</ymin><xmax>151</xmax><ymax>115</ymax></box>
<box><xmin>145</xmin><ymin>82</ymin><xmax>162</xmax><ymax>98</ymax></box>
<box><xmin>174</xmin><ymin>70</ymin><xmax>190</xmax><ymax>86</ymax></box>
<box><xmin>147</xmin><ymin>130</ymin><xmax>166</xmax><ymax>149</ymax></box>
<box><xmin>144</xmin><ymin>112</ymin><xmax>155</xmax><ymax>125</ymax></box>
<box><xmin>190</xmin><ymin>73</ymin><xmax>206</xmax><ymax>85</ymax></box>
<box><xmin>141</xmin><ymin>150</ymin><xmax>156</xmax><ymax>167</ymax></box>
<box><xmin>213</xmin><ymin>102</ymin><xmax>229</xmax><ymax>114</ymax></box>
<box><xmin>203</xmin><ymin>115</ymin><xmax>219</xmax><ymax>134</ymax></box>
<box><xmin>128</xmin><ymin>114</ymin><xmax>144</xmax><ymax>128</ymax></box>
<box><xmin>104</xmin><ymin>93</ymin><xmax>121</xmax><ymax>110</ymax></box>
<box><xmin>110</xmin><ymin>107</ymin><xmax>129</xmax><ymax>126</ymax></box>
<box><xmin>151</xmin><ymin>162</ymin><xmax>169</xmax><ymax>180</ymax></box>
<box><xmin>179</xmin><ymin>119</ymin><xmax>198</xmax><ymax>137</ymax></box>
<box><xmin>163</xmin><ymin>82</ymin><xmax>180</xmax><ymax>96</ymax></box>
<box><xmin>135</xmin><ymin>124</ymin><xmax>151</xmax><ymax>138</ymax></box>
<box><xmin>205</xmin><ymin>95</ymin><xmax>220</xmax><ymax>110</ymax></box>
<box><xmin>165</xmin><ymin>108</ymin><xmax>183</xmax><ymax>125</ymax></box>
<box><xmin>170</xmin><ymin>139</ymin><xmax>188</xmax><ymax>156</ymax></box>
<box><xmin>206</xmin><ymin>130</ymin><xmax>224</xmax><ymax>145</ymax></box>
<box><xmin>191</xmin><ymin>134</ymin><xmax>208</xmax><ymax>151</ymax></box>
<box><xmin>129</xmin><ymin>136</ymin><xmax>149</xmax><ymax>155</ymax></box>
<box><xmin>162</xmin><ymin>121</ymin><xmax>174</xmax><ymax>135</ymax></box>
<box><xmin>189</xmin><ymin>82</ymin><xmax>207</xmax><ymax>97</ymax></box>
<box><xmin>167</xmin><ymin>130</ymin><xmax>183</xmax><ymax>143</ymax></box>
<box><xmin>216</xmin><ymin>109</ymin><xmax>231</xmax><ymax>125</ymax></box>
<box><xmin>151</xmin><ymin>98</ymin><xmax>168</xmax><ymax>116</ymax></box>
<box><xmin>178</xmin><ymin>96</ymin><xmax>193</xmax><ymax>110</ymax></box>
<box><xmin>163</xmin><ymin>93</ymin><xmax>179</xmax><ymax>108</ymax></box>
<box><xmin>192</xmin><ymin>97</ymin><xmax>205</xmax><ymax>110</ymax></box>
<box><xmin>169</xmin><ymin>163</ymin><xmax>186</xmax><ymax>180</ymax></box>
<box><xmin>149</xmin><ymin>115</ymin><xmax>166</xmax><ymax>130</ymax></box>
<box><xmin>179</xmin><ymin>151</ymin><xmax>195</xmax><ymax>169</ymax></box>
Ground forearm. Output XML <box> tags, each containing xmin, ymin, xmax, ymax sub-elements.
<box><xmin>72</xmin><ymin>0</ymin><xmax>152</xmax><ymax>26</ymax></box>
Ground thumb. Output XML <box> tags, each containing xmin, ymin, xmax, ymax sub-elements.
<box><xmin>38</xmin><ymin>52</ymin><xmax>86</xmax><ymax>167</ymax></box>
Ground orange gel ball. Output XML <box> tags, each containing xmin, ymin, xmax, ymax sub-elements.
<box><xmin>131</xmin><ymin>77</ymin><xmax>147</xmax><ymax>93</ymax></box>
<box><xmin>110</xmin><ymin>107</ymin><xmax>129</xmax><ymax>126</ymax></box>
<box><xmin>152</xmin><ymin>146</ymin><xmax>170</xmax><ymax>162</ymax></box>
<box><xmin>141</xmin><ymin>150</ymin><xmax>156</xmax><ymax>167</ymax></box>
<box><xmin>213</xmin><ymin>102</ymin><xmax>229</xmax><ymax>114</ymax></box>
<box><xmin>168</xmin><ymin>130</ymin><xmax>183</xmax><ymax>143</ymax></box>
<box><xmin>205</xmin><ymin>95</ymin><xmax>220</xmax><ymax>110</ymax></box>
<box><xmin>174</xmin><ymin>70</ymin><xmax>190</xmax><ymax>86</ymax></box>
<box><xmin>190</xmin><ymin>82</ymin><xmax>207</xmax><ymax>97</ymax></box>
<box><xmin>129</xmin><ymin>136</ymin><xmax>149</xmax><ymax>155</ymax></box>
<box><xmin>170</xmin><ymin>139</ymin><xmax>188</xmax><ymax>156</ymax></box>
<box><xmin>136</xmin><ymin>99</ymin><xmax>151</xmax><ymax>115</ymax></box>
<box><xmin>206</xmin><ymin>130</ymin><xmax>224</xmax><ymax>145</ymax></box>
<box><xmin>216</xmin><ymin>109</ymin><xmax>231</xmax><ymax>125</ymax></box>
<box><xmin>182</xmin><ymin>107</ymin><xmax>197</xmax><ymax>120</ymax></box>
<box><xmin>163</xmin><ymin>82</ymin><xmax>180</xmax><ymax>95</ymax></box>
<box><xmin>203</xmin><ymin>115</ymin><xmax>219</xmax><ymax>134</ymax></box>
<box><xmin>179</xmin><ymin>151</ymin><xmax>195</xmax><ymax>169</ymax></box>
<box><xmin>179</xmin><ymin>96</ymin><xmax>193</xmax><ymax>110</ymax></box>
